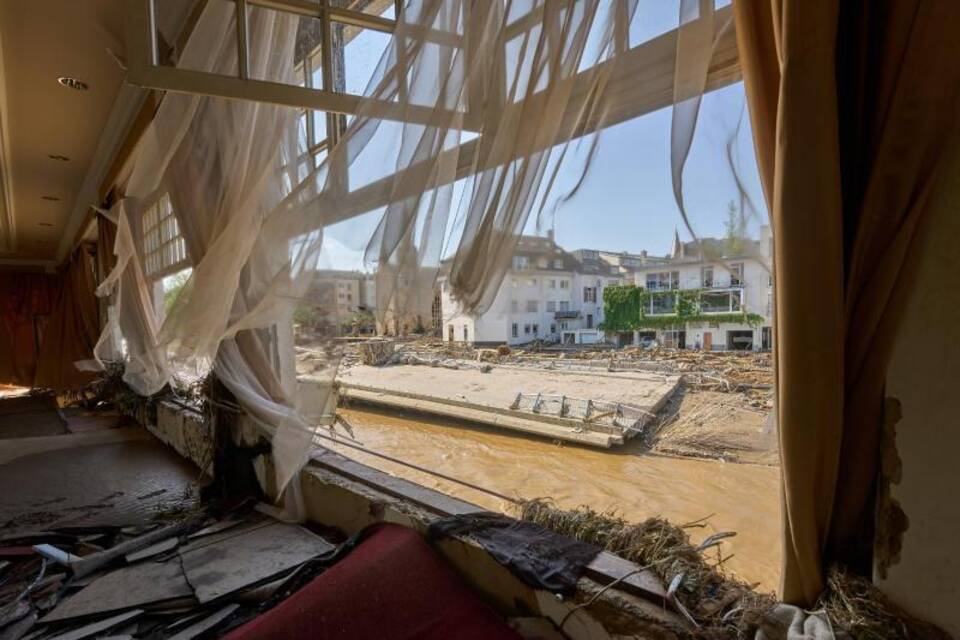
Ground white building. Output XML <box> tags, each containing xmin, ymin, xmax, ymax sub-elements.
<box><xmin>627</xmin><ymin>229</ymin><xmax>773</xmax><ymax>350</ymax></box>
<box><xmin>439</xmin><ymin>234</ymin><xmax>622</xmax><ymax>346</ymax></box>
<box><xmin>440</xmin><ymin>229</ymin><xmax>773</xmax><ymax>350</ymax></box>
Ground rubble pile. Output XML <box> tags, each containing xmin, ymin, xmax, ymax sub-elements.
<box><xmin>0</xmin><ymin>505</ymin><xmax>338</xmax><ymax>640</ymax></box>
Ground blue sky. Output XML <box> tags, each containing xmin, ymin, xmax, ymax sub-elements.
<box><xmin>542</xmin><ymin>82</ymin><xmax>766</xmax><ymax>257</ymax></box>
<box><xmin>318</xmin><ymin>0</ymin><xmax>765</xmax><ymax>270</ymax></box>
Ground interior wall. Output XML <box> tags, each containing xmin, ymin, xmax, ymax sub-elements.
<box><xmin>879</xmin><ymin>128</ymin><xmax>960</xmax><ymax>636</ymax></box>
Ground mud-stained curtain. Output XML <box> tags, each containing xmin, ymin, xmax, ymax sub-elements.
<box><xmin>733</xmin><ymin>1</ymin><xmax>960</xmax><ymax>604</ymax></box>
<box><xmin>0</xmin><ymin>272</ymin><xmax>57</xmax><ymax>386</ymax></box>
<box><xmin>33</xmin><ymin>245</ymin><xmax>100</xmax><ymax>390</ymax></box>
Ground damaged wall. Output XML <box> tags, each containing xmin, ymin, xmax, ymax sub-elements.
<box><xmin>879</xmin><ymin>125</ymin><xmax>960</xmax><ymax>637</ymax></box>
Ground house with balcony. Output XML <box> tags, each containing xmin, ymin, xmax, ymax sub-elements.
<box><xmin>439</xmin><ymin>234</ymin><xmax>624</xmax><ymax>346</ymax></box>
<box><xmin>622</xmin><ymin>229</ymin><xmax>773</xmax><ymax>350</ymax></box>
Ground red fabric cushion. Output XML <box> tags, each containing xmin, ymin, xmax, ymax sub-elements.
<box><xmin>225</xmin><ymin>524</ymin><xmax>522</xmax><ymax>640</ymax></box>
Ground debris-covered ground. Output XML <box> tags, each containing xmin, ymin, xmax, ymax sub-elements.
<box><xmin>297</xmin><ymin>338</ymin><xmax>778</xmax><ymax>464</ymax></box>
<box><xmin>0</xmin><ymin>502</ymin><xmax>340</xmax><ymax>640</ymax></box>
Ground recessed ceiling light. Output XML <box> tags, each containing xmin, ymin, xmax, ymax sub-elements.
<box><xmin>41</xmin><ymin>195</ymin><xmax>61</xmax><ymax>202</ymax></box>
<box><xmin>47</xmin><ymin>154</ymin><xmax>70</xmax><ymax>162</ymax></box>
<box><xmin>57</xmin><ymin>77</ymin><xmax>89</xmax><ymax>91</ymax></box>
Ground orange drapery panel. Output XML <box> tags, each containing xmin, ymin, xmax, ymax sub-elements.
<box><xmin>734</xmin><ymin>0</ymin><xmax>960</xmax><ymax>604</ymax></box>
<box><xmin>33</xmin><ymin>245</ymin><xmax>100</xmax><ymax>390</ymax></box>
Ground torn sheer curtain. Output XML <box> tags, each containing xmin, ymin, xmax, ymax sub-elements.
<box><xmin>91</xmin><ymin>0</ymin><xmax>747</xmax><ymax>501</ymax></box>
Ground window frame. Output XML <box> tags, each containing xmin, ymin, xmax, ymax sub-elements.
<box><xmin>142</xmin><ymin>192</ymin><xmax>190</xmax><ymax>281</ymax></box>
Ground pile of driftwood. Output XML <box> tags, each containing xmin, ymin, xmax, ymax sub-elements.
<box><xmin>357</xmin><ymin>340</ymin><xmax>395</xmax><ymax>366</ymax></box>
<box><xmin>0</xmin><ymin>505</ymin><xmax>335</xmax><ymax>639</ymax></box>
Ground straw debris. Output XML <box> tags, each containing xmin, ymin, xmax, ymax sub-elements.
<box><xmin>819</xmin><ymin>567</ymin><xmax>950</xmax><ymax>640</ymax></box>
<box><xmin>518</xmin><ymin>499</ymin><xmax>775</xmax><ymax>638</ymax></box>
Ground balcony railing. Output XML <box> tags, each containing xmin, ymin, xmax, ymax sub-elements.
<box><xmin>554</xmin><ymin>310</ymin><xmax>580</xmax><ymax>319</ymax></box>
<box><xmin>648</xmin><ymin>292</ymin><xmax>677</xmax><ymax>315</ymax></box>
<box><xmin>641</xmin><ymin>289</ymin><xmax>745</xmax><ymax>316</ymax></box>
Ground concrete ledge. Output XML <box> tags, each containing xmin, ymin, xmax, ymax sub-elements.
<box><xmin>340</xmin><ymin>386</ymin><xmax>621</xmax><ymax>447</ymax></box>
<box><xmin>150</xmin><ymin>401</ymin><xmax>212</xmax><ymax>477</ymax></box>
<box><xmin>146</xmin><ymin>401</ymin><xmax>685</xmax><ymax>637</ymax></box>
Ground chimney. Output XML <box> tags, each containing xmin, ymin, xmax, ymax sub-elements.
<box><xmin>546</xmin><ymin>229</ymin><xmax>555</xmax><ymax>243</ymax></box>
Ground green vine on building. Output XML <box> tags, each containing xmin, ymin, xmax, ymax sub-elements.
<box><xmin>599</xmin><ymin>285</ymin><xmax>763</xmax><ymax>331</ymax></box>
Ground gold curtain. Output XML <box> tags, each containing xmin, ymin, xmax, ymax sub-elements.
<box><xmin>734</xmin><ymin>0</ymin><xmax>960</xmax><ymax>604</ymax></box>
<box><xmin>33</xmin><ymin>245</ymin><xmax>100</xmax><ymax>390</ymax></box>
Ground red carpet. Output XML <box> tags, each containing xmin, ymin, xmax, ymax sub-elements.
<box><xmin>224</xmin><ymin>524</ymin><xmax>522</xmax><ymax>640</ymax></box>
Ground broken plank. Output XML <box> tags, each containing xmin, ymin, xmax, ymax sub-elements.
<box><xmin>45</xmin><ymin>609</ymin><xmax>143</xmax><ymax>640</ymax></box>
<box><xmin>179</xmin><ymin>521</ymin><xmax>333</xmax><ymax>604</ymax></box>
<box><xmin>167</xmin><ymin>604</ymin><xmax>239</xmax><ymax>640</ymax></box>
<box><xmin>124</xmin><ymin>538</ymin><xmax>179</xmax><ymax>563</ymax></box>
<box><xmin>42</xmin><ymin>561</ymin><xmax>193</xmax><ymax>623</ymax></box>
<box><xmin>186</xmin><ymin>519</ymin><xmax>243</xmax><ymax>540</ymax></box>
<box><xmin>0</xmin><ymin>610</ymin><xmax>36</xmax><ymax>640</ymax></box>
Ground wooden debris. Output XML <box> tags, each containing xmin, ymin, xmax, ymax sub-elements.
<box><xmin>178</xmin><ymin>521</ymin><xmax>334</xmax><ymax>604</ymax></box>
<box><xmin>166</xmin><ymin>604</ymin><xmax>239</xmax><ymax>640</ymax></box>
<box><xmin>44</xmin><ymin>609</ymin><xmax>143</xmax><ymax>640</ymax></box>
<box><xmin>42</xmin><ymin>561</ymin><xmax>194</xmax><ymax>623</ymax></box>
<box><xmin>71</xmin><ymin>518</ymin><xmax>203</xmax><ymax>579</ymax></box>
<box><xmin>123</xmin><ymin>538</ymin><xmax>179</xmax><ymax>564</ymax></box>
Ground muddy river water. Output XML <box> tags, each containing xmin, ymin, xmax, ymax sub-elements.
<box><xmin>329</xmin><ymin>407</ymin><xmax>782</xmax><ymax>592</ymax></box>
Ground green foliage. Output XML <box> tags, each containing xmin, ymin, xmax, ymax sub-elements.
<box><xmin>293</xmin><ymin>304</ymin><xmax>323</xmax><ymax>328</ymax></box>
<box><xmin>163</xmin><ymin>269</ymin><xmax>192</xmax><ymax>313</ymax></box>
<box><xmin>342</xmin><ymin>309</ymin><xmax>376</xmax><ymax>334</ymax></box>
<box><xmin>600</xmin><ymin>284</ymin><xmax>764</xmax><ymax>332</ymax></box>
<box><xmin>600</xmin><ymin>285</ymin><xmax>641</xmax><ymax>331</ymax></box>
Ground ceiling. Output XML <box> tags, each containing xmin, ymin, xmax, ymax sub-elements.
<box><xmin>0</xmin><ymin>0</ymin><xmax>135</xmax><ymax>266</ymax></box>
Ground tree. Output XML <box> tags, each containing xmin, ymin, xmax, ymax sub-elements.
<box><xmin>723</xmin><ymin>200</ymin><xmax>748</xmax><ymax>256</ymax></box>
<box><xmin>342</xmin><ymin>309</ymin><xmax>376</xmax><ymax>335</ymax></box>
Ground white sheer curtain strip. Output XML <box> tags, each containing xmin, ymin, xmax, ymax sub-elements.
<box><xmin>91</xmin><ymin>0</ymin><xmax>742</xmax><ymax>500</ymax></box>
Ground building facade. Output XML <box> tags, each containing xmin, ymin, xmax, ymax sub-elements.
<box><xmin>439</xmin><ymin>229</ymin><xmax>773</xmax><ymax>350</ymax></box>
<box><xmin>439</xmin><ymin>235</ymin><xmax>623</xmax><ymax>346</ymax></box>
<box><xmin>625</xmin><ymin>230</ymin><xmax>773</xmax><ymax>350</ymax></box>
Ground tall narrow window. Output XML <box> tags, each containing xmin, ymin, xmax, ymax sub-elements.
<box><xmin>142</xmin><ymin>193</ymin><xmax>188</xmax><ymax>279</ymax></box>
<box><xmin>701</xmin><ymin>266</ymin><xmax>714</xmax><ymax>288</ymax></box>
<box><xmin>730</xmin><ymin>263</ymin><xmax>744</xmax><ymax>286</ymax></box>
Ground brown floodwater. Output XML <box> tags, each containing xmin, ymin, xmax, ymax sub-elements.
<box><xmin>329</xmin><ymin>406</ymin><xmax>782</xmax><ymax>592</ymax></box>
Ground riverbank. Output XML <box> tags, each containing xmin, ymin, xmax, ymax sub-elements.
<box><xmin>299</xmin><ymin>339</ymin><xmax>778</xmax><ymax>462</ymax></box>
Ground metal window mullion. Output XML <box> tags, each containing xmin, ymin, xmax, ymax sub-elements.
<box><xmin>236</xmin><ymin>0</ymin><xmax>251</xmax><ymax>79</ymax></box>
<box><xmin>323</xmin><ymin>11</ymin><xmax>349</xmax><ymax>192</ymax></box>
<box><xmin>303</xmin><ymin>61</ymin><xmax>316</xmax><ymax>157</ymax></box>
<box><xmin>247</xmin><ymin>0</ymin><xmax>396</xmax><ymax>33</ymax></box>
<box><xmin>320</xmin><ymin>14</ymin><xmax>339</xmax><ymax>146</ymax></box>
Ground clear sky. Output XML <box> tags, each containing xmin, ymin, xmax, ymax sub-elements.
<box><xmin>543</xmin><ymin>81</ymin><xmax>767</xmax><ymax>257</ymax></box>
<box><xmin>317</xmin><ymin>0</ymin><xmax>766</xmax><ymax>270</ymax></box>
